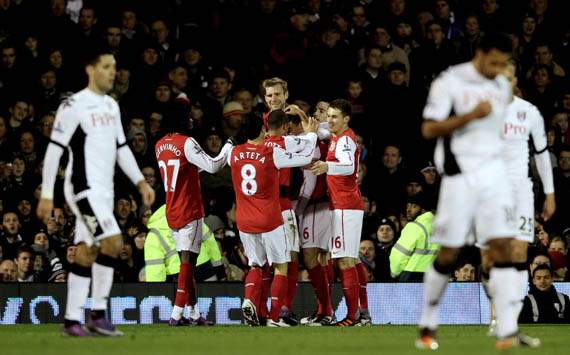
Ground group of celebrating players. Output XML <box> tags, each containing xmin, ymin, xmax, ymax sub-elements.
<box><xmin>156</xmin><ymin>77</ymin><xmax>371</xmax><ymax>328</ymax></box>
<box><xmin>37</xmin><ymin>30</ymin><xmax>556</xmax><ymax>350</ymax></box>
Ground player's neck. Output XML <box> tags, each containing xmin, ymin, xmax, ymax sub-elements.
<box><xmin>87</xmin><ymin>84</ymin><xmax>106</xmax><ymax>96</ymax></box>
<box><xmin>247</xmin><ymin>138</ymin><xmax>264</xmax><ymax>145</ymax></box>
<box><xmin>333</xmin><ymin>126</ymin><xmax>349</xmax><ymax>137</ymax></box>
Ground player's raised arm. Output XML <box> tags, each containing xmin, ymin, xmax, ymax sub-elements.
<box><xmin>184</xmin><ymin>137</ymin><xmax>232</xmax><ymax>173</ymax></box>
<box><xmin>115</xmin><ymin>108</ymin><xmax>154</xmax><ymax>206</ymax></box>
<box><xmin>273</xmin><ymin>132</ymin><xmax>317</xmax><ymax>169</ymax></box>
<box><xmin>421</xmin><ymin>75</ymin><xmax>492</xmax><ymax>139</ymax></box>
<box><xmin>327</xmin><ymin>135</ymin><xmax>357</xmax><ymax>176</ymax></box>
<box><xmin>38</xmin><ymin>100</ymin><xmax>80</xmax><ymax>221</ymax></box>
<box><xmin>530</xmin><ymin>107</ymin><xmax>556</xmax><ymax>220</ymax></box>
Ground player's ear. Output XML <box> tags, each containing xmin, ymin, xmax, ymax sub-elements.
<box><xmin>284</xmin><ymin>90</ymin><xmax>289</xmax><ymax>101</ymax></box>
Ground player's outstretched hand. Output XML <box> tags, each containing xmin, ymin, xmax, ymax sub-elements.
<box><xmin>137</xmin><ymin>180</ymin><xmax>156</xmax><ymax>207</ymax></box>
<box><xmin>310</xmin><ymin>160</ymin><xmax>328</xmax><ymax>175</ymax></box>
<box><xmin>302</xmin><ymin>117</ymin><xmax>319</xmax><ymax>134</ymax></box>
<box><xmin>285</xmin><ymin>104</ymin><xmax>309</xmax><ymax>122</ymax></box>
<box><xmin>36</xmin><ymin>198</ymin><xmax>54</xmax><ymax>224</ymax></box>
<box><xmin>469</xmin><ymin>101</ymin><xmax>492</xmax><ymax>120</ymax></box>
<box><xmin>541</xmin><ymin>193</ymin><xmax>556</xmax><ymax>221</ymax></box>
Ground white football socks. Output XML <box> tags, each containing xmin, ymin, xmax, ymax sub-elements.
<box><xmin>65</xmin><ymin>272</ymin><xmax>91</xmax><ymax>322</ymax></box>
<box><xmin>91</xmin><ymin>260</ymin><xmax>115</xmax><ymax>311</ymax></box>
<box><xmin>419</xmin><ymin>264</ymin><xmax>450</xmax><ymax>330</ymax></box>
<box><xmin>490</xmin><ymin>266</ymin><xmax>519</xmax><ymax>338</ymax></box>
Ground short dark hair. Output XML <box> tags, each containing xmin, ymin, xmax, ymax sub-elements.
<box><xmin>15</xmin><ymin>245</ymin><xmax>33</xmax><ymax>259</ymax></box>
<box><xmin>267</xmin><ymin>109</ymin><xmax>288</xmax><ymax>130</ymax></box>
<box><xmin>532</xmin><ymin>263</ymin><xmax>553</xmax><ymax>278</ymax></box>
<box><xmin>83</xmin><ymin>46</ymin><xmax>114</xmax><ymax>67</ymax></box>
<box><xmin>478</xmin><ymin>32</ymin><xmax>512</xmax><ymax>54</ymax></box>
<box><xmin>364</xmin><ymin>44</ymin><xmax>382</xmax><ymax>58</ymax></box>
<box><xmin>241</xmin><ymin>115</ymin><xmax>264</xmax><ymax>140</ymax></box>
<box><xmin>329</xmin><ymin>99</ymin><xmax>352</xmax><ymax>117</ymax></box>
<box><xmin>209</xmin><ymin>68</ymin><xmax>231</xmax><ymax>83</ymax></box>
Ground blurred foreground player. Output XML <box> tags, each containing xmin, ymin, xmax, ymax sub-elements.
<box><xmin>38</xmin><ymin>48</ymin><xmax>155</xmax><ymax>336</ymax></box>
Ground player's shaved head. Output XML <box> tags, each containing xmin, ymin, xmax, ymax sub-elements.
<box><xmin>242</xmin><ymin>115</ymin><xmax>264</xmax><ymax>140</ymax></box>
<box><xmin>267</xmin><ymin>109</ymin><xmax>288</xmax><ymax>130</ymax></box>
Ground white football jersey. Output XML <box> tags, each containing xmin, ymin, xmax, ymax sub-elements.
<box><xmin>502</xmin><ymin>96</ymin><xmax>547</xmax><ymax>181</ymax></box>
<box><xmin>51</xmin><ymin>88</ymin><xmax>125</xmax><ymax>196</ymax></box>
<box><xmin>423</xmin><ymin>62</ymin><xmax>511</xmax><ymax>174</ymax></box>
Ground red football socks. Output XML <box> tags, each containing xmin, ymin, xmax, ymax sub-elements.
<box><xmin>270</xmin><ymin>274</ymin><xmax>288</xmax><ymax>321</ymax></box>
<box><xmin>340</xmin><ymin>267</ymin><xmax>360</xmax><ymax>321</ymax></box>
<box><xmin>174</xmin><ymin>263</ymin><xmax>191</xmax><ymax>308</ymax></box>
<box><xmin>259</xmin><ymin>263</ymin><xmax>271</xmax><ymax>319</ymax></box>
<box><xmin>308</xmin><ymin>265</ymin><xmax>332</xmax><ymax>316</ymax></box>
<box><xmin>244</xmin><ymin>267</ymin><xmax>262</xmax><ymax>313</ymax></box>
<box><xmin>285</xmin><ymin>261</ymin><xmax>298</xmax><ymax>311</ymax></box>
<box><xmin>356</xmin><ymin>263</ymin><xmax>369</xmax><ymax>311</ymax></box>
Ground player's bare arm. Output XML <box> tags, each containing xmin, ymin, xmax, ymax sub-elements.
<box><xmin>422</xmin><ymin>101</ymin><xmax>492</xmax><ymax>139</ymax></box>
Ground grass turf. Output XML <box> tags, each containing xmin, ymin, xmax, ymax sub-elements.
<box><xmin>1</xmin><ymin>325</ymin><xmax>569</xmax><ymax>355</ymax></box>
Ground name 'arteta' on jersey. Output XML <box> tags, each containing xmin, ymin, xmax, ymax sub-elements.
<box><xmin>233</xmin><ymin>151</ymin><xmax>266</xmax><ymax>164</ymax></box>
<box><xmin>155</xmin><ymin>143</ymin><xmax>182</xmax><ymax>158</ymax></box>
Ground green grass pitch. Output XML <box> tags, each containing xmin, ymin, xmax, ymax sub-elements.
<box><xmin>1</xmin><ymin>325</ymin><xmax>569</xmax><ymax>355</ymax></box>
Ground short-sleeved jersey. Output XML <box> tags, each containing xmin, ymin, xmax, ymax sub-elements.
<box><xmin>423</xmin><ymin>62</ymin><xmax>511</xmax><ymax>175</ymax></box>
<box><xmin>326</xmin><ymin>129</ymin><xmax>364</xmax><ymax>210</ymax></box>
<box><xmin>502</xmin><ymin>96</ymin><xmax>547</xmax><ymax>181</ymax></box>
<box><xmin>230</xmin><ymin>143</ymin><xmax>283</xmax><ymax>233</ymax></box>
<box><xmin>310</xmin><ymin>140</ymin><xmax>329</xmax><ymax>204</ymax></box>
<box><xmin>264</xmin><ymin>135</ymin><xmax>292</xmax><ymax>211</ymax></box>
<box><xmin>155</xmin><ymin>133</ymin><xmax>204</xmax><ymax>229</ymax></box>
<box><xmin>50</xmin><ymin>88</ymin><xmax>124</xmax><ymax>196</ymax></box>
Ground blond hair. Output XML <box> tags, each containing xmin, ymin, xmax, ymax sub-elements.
<box><xmin>262</xmin><ymin>77</ymin><xmax>288</xmax><ymax>95</ymax></box>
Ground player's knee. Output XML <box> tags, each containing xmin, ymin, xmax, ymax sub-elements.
<box><xmin>290</xmin><ymin>251</ymin><xmax>299</xmax><ymax>263</ymax></box>
<box><xmin>510</xmin><ymin>241</ymin><xmax>528</xmax><ymax>263</ymax></box>
<box><xmin>273</xmin><ymin>262</ymin><xmax>288</xmax><ymax>276</ymax></box>
<box><xmin>436</xmin><ymin>247</ymin><xmax>459</xmax><ymax>267</ymax></box>
<box><xmin>488</xmin><ymin>238</ymin><xmax>512</xmax><ymax>263</ymax></box>
<box><xmin>336</xmin><ymin>257</ymin><xmax>355</xmax><ymax>270</ymax></box>
<box><xmin>99</xmin><ymin>235</ymin><xmax>123</xmax><ymax>258</ymax></box>
<box><xmin>75</xmin><ymin>244</ymin><xmax>97</xmax><ymax>267</ymax></box>
<box><xmin>303</xmin><ymin>249</ymin><xmax>319</xmax><ymax>269</ymax></box>
<box><xmin>179</xmin><ymin>250</ymin><xmax>191</xmax><ymax>264</ymax></box>
<box><xmin>480</xmin><ymin>250</ymin><xmax>492</xmax><ymax>273</ymax></box>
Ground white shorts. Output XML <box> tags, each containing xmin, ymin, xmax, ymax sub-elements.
<box><xmin>300</xmin><ymin>202</ymin><xmax>331</xmax><ymax>251</ymax></box>
<box><xmin>171</xmin><ymin>218</ymin><xmax>204</xmax><ymax>253</ymax></box>
<box><xmin>65</xmin><ymin>189</ymin><xmax>121</xmax><ymax>247</ymax></box>
<box><xmin>282</xmin><ymin>209</ymin><xmax>300</xmax><ymax>253</ymax></box>
<box><xmin>239</xmin><ymin>225</ymin><xmax>291</xmax><ymax>266</ymax></box>
<box><xmin>513</xmin><ymin>178</ymin><xmax>534</xmax><ymax>243</ymax></box>
<box><xmin>331</xmin><ymin>209</ymin><xmax>364</xmax><ymax>259</ymax></box>
<box><xmin>432</xmin><ymin>160</ymin><xmax>517</xmax><ymax>248</ymax></box>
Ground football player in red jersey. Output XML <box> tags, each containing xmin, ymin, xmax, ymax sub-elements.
<box><xmin>155</xmin><ymin>130</ymin><xmax>232</xmax><ymax>326</ymax></box>
<box><xmin>311</xmin><ymin>99</ymin><xmax>368</xmax><ymax>326</ymax></box>
<box><xmin>229</xmin><ymin>114</ymin><xmax>317</xmax><ymax>327</ymax></box>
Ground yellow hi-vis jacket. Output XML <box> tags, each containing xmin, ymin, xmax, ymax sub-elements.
<box><xmin>144</xmin><ymin>206</ymin><xmax>180</xmax><ymax>282</ymax></box>
<box><xmin>389</xmin><ymin>211</ymin><xmax>439</xmax><ymax>278</ymax></box>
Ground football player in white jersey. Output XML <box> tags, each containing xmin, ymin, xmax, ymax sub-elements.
<box><xmin>415</xmin><ymin>33</ymin><xmax>531</xmax><ymax>350</ymax></box>
<box><xmin>37</xmin><ymin>48</ymin><xmax>155</xmax><ymax>337</ymax></box>
<box><xmin>483</xmin><ymin>60</ymin><xmax>555</xmax><ymax>335</ymax></box>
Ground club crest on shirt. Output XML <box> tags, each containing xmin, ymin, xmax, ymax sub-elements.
<box><xmin>329</xmin><ymin>141</ymin><xmax>336</xmax><ymax>151</ymax></box>
<box><xmin>517</xmin><ymin>111</ymin><xmax>526</xmax><ymax>121</ymax></box>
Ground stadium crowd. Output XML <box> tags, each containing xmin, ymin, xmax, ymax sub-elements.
<box><xmin>0</xmin><ymin>0</ymin><xmax>569</xmax><ymax>285</ymax></box>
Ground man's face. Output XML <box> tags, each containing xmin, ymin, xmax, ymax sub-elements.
<box><xmin>406</xmin><ymin>182</ymin><xmax>423</xmax><ymax>197</ymax></box>
<box><xmin>206</xmin><ymin>135</ymin><xmax>222</xmax><ymax>154</ymax></box>
<box><xmin>427</xmin><ymin>24</ymin><xmax>444</xmax><ymax>45</ymax></box>
<box><xmin>477</xmin><ymin>49</ymin><xmax>510</xmax><ymax>79</ymax></box>
<box><xmin>106</xmin><ymin>27</ymin><xmax>122</xmax><ymax>48</ymax></box>
<box><xmin>396</xmin><ymin>23</ymin><xmax>412</xmax><ymax>38</ymax></box>
<box><xmin>549</xmin><ymin>240</ymin><xmax>567</xmax><ymax>255</ymax></box>
<box><xmin>366</xmin><ymin>48</ymin><xmax>382</xmax><ymax>70</ymax></box>
<box><xmin>465</xmin><ymin>17</ymin><xmax>480</xmax><ymax>37</ymax></box>
<box><xmin>155</xmin><ymin>85</ymin><xmax>171</xmax><ymax>102</ymax></box>
<box><xmin>119</xmin><ymin>243</ymin><xmax>132</xmax><ymax>260</ymax></box>
<box><xmin>131</xmin><ymin>134</ymin><xmax>146</xmax><ymax>153</ymax></box>
<box><xmin>50</xmin><ymin>0</ymin><xmax>65</xmax><ymax>16</ymax></box>
<box><xmin>265</xmin><ymin>85</ymin><xmax>288</xmax><ymax>111</ymax></box>
<box><xmin>390</xmin><ymin>0</ymin><xmax>405</xmax><ymax>15</ymax></box>
<box><xmin>533</xmin><ymin>269</ymin><xmax>552</xmax><ymax>291</ymax></box>
<box><xmin>151</xmin><ymin>21</ymin><xmax>169</xmax><ymax>44</ymax></box>
<box><xmin>535</xmin><ymin>46</ymin><xmax>552</xmax><ymax>65</ymax></box>
<box><xmin>129</xmin><ymin>118</ymin><xmax>145</xmax><ymax>132</ymax></box>
<box><xmin>352</xmin><ymin>6</ymin><xmax>367</xmax><ymax>27</ymax></box>
<box><xmin>314</xmin><ymin>101</ymin><xmax>329</xmax><ymax>122</ymax></box>
<box><xmin>383</xmin><ymin>146</ymin><xmax>401</xmax><ymax>169</ymax></box>
<box><xmin>79</xmin><ymin>8</ymin><xmax>97</xmax><ymax>30</ymax></box>
<box><xmin>149</xmin><ymin>112</ymin><xmax>163</xmax><ymax>133</ymax></box>
<box><xmin>422</xmin><ymin>168</ymin><xmax>437</xmax><ymax>185</ymax></box>
<box><xmin>87</xmin><ymin>54</ymin><xmax>116</xmax><ymax>94</ymax></box>
<box><xmin>326</xmin><ymin>107</ymin><xmax>349</xmax><ymax>135</ymax></box>
<box><xmin>234</xmin><ymin>90</ymin><xmax>253</xmax><ymax>113</ymax></box>
<box><xmin>259</xmin><ymin>0</ymin><xmax>277</xmax><ymax>14</ymax></box>
<box><xmin>2</xmin><ymin>212</ymin><xmax>19</xmax><ymax>234</ymax></box>
<box><xmin>40</xmin><ymin>70</ymin><xmax>57</xmax><ymax>90</ymax></box>
<box><xmin>376</xmin><ymin>225</ymin><xmax>395</xmax><ymax>243</ymax></box>
<box><xmin>347</xmin><ymin>82</ymin><xmax>362</xmax><ymax>99</ymax></box>
<box><xmin>115</xmin><ymin>199</ymin><xmax>131</xmax><ymax>219</ymax></box>
<box><xmin>435</xmin><ymin>0</ymin><xmax>450</xmax><ymax>19</ymax></box>
<box><xmin>34</xmin><ymin>232</ymin><xmax>49</xmax><ymax>249</ymax></box>
<box><xmin>0</xmin><ymin>260</ymin><xmax>17</xmax><ymax>282</ymax></box>
<box><xmin>15</xmin><ymin>251</ymin><xmax>32</xmax><ymax>274</ymax></box>
<box><xmin>17</xmin><ymin>199</ymin><xmax>32</xmax><ymax>217</ymax></box>
<box><xmin>1</xmin><ymin>47</ymin><xmax>15</xmax><ymax>68</ymax></box>
<box><xmin>455</xmin><ymin>263</ymin><xmax>476</xmax><ymax>281</ymax></box>
<box><xmin>122</xmin><ymin>10</ymin><xmax>136</xmax><ymax>30</ymax></box>
<box><xmin>66</xmin><ymin>245</ymin><xmax>77</xmax><ymax>264</ymax></box>
<box><xmin>482</xmin><ymin>0</ymin><xmax>497</xmax><ymax>15</ymax></box>
<box><xmin>210</xmin><ymin>77</ymin><xmax>230</xmax><ymax>98</ymax></box>
<box><xmin>12</xmin><ymin>158</ymin><xmax>25</xmax><ymax>177</ymax></box>
<box><xmin>169</xmin><ymin>67</ymin><xmax>188</xmax><ymax>90</ymax></box>
<box><xmin>10</xmin><ymin>101</ymin><xmax>29</xmax><ymax>121</ymax></box>
<box><xmin>522</xmin><ymin>17</ymin><xmax>536</xmax><ymax>35</ymax></box>
<box><xmin>389</xmin><ymin>70</ymin><xmax>405</xmax><ymax>86</ymax></box>
<box><xmin>559</xmin><ymin>151</ymin><xmax>570</xmax><ymax>172</ymax></box>
<box><xmin>183</xmin><ymin>48</ymin><xmax>201</xmax><ymax>66</ymax></box>
<box><xmin>552</xmin><ymin>113</ymin><xmax>569</xmax><ymax>133</ymax></box>
<box><xmin>359</xmin><ymin>240</ymin><xmax>376</xmax><ymax>263</ymax></box>
<box><xmin>142</xmin><ymin>167</ymin><xmax>156</xmax><ymax>186</ymax></box>
<box><xmin>406</xmin><ymin>202</ymin><xmax>422</xmax><ymax>220</ymax></box>
<box><xmin>143</xmin><ymin>48</ymin><xmax>158</xmax><ymax>66</ymax></box>
<box><xmin>374</xmin><ymin>27</ymin><xmax>391</xmax><ymax>47</ymax></box>
<box><xmin>20</xmin><ymin>132</ymin><xmax>34</xmax><ymax>153</ymax></box>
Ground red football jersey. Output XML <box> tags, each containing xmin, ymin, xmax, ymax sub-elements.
<box><xmin>155</xmin><ymin>133</ymin><xmax>204</xmax><ymax>229</ymax></box>
<box><xmin>310</xmin><ymin>140</ymin><xmax>329</xmax><ymax>204</ymax></box>
<box><xmin>264</xmin><ymin>135</ymin><xmax>292</xmax><ymax>211</ymax></box>
<box><xmin>230</xmin><ymin>143</ymin><xmax>283</xmax><ymax>233</ymax></box>
<box><xmin>326</xmin><ymin>129</ymin><xmax>364</xmax><ymax>210</ymax></box>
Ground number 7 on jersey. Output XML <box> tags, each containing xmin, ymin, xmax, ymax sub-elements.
<box><xmin>158</xmin><ymin>159</ymin><xmax>180</xmax><ymax>192</ymax></box>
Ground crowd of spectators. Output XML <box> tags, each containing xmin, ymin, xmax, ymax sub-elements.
<box><xmin>0</xmin><ymin>0</ymin><xmax>569</xmax><ymax>284</ymax></box>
